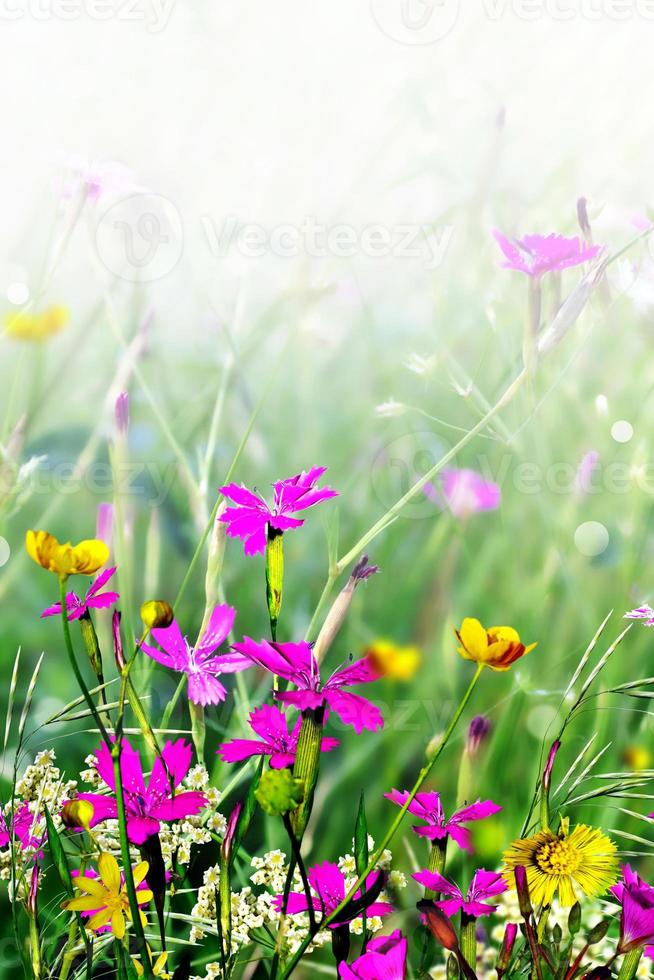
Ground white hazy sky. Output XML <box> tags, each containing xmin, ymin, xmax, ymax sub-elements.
<box><xmin>0</xmin><ymin>0</ymin><xmax>653</xmax><ymax>332</ymax></box>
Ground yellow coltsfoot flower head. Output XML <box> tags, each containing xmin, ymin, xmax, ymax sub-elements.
<box><xmin>5</xmin><ymin>305</ymin><xmax>69</xmax><ymax>342</ymax></box>
<box><xmin>25</xmin><ymin>530</ymin><xmax>109</xmax><ymax>578</ymax></box>
<box><xmin>455</xmin><ymin>617</ymin><xmax>536</xmax><ymax>671</ymax></box>
<box><xmin>366</xmin><ymin>638</ymin><xmax>421</xmax><ymax>681</ymax></box>
<box><xmin>63</xmin><ymin>852</ymin><xmax>152</xmax><ymax>939</ymax></box>
<box><xmin>503</xmin><ymin>817</ymin><xmax>618</xmax><ymax>907</ymax></box>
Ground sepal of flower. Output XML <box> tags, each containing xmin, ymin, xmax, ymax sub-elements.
<box><xmin>218</xmin><ymin>703</ymin><xmax>339</xmax><ymax>768</ymax></box>
<box><xmin>384</xmin><ymin>789</ymin><xmax>501</xmax><ymax>852</ymax></box>
<box><xmin>219</xmin><ymin>466</ymin><xmax>338</xmax><ymax>556</ymax></box>
<box><xmin>273</xmin><ymin>861</ymin><xmax>392</xmax><ymax>928</ymax></box>
<box><xmin>26</xmin><ymin>529</ymin><xmax>109</xmax><ymax>578</ymax></box>
<box><xmin>41</xmin><ymin>567</ymin><xmax>119</xmax><ymax>620</ymax></box>
<box><xmin>338</xmin><ymin>928</ymin><xmax>408</xmax><ymax>979</ymax></box>
<box><xmin>455</xmin><ymin>617</ymin><xmax>536</xmax><ymax>671</ymax></box>
<box><xmin>493</xmin><ymin>229</ymin><xmax>602</xmax><ymax>278</ymax></box>
<box><xmin>413</xmin><ymin>867</ymin><xmax>507</xmax><ymax>918</ymax></box>
<box><xmin>64</xmin><ymin>852</ymin><xmax>152</xmax><ymax>939</ymax></box>
<box><xmin>611</xmin><ymin>864</ymin><xmax>654</xmax><ymax>954</ymax></box>
<box><xmin>255</xmin><ymin>769</ymin><xmax>305</xmax><ymax>817</ymax></box>
<box><xmin>141</xmin><ymin>604</ymin><xmax>252</xmax><ymax>706</ymax></box>
<box><xmin>74</xmin><ymin>738</ymin><xmax>207</xmax><ymax>845</ymax></box>
<box><xmin>232</xmin><ymin>638</ymin><xmax>384</xmax><ymax>733</ymax></box>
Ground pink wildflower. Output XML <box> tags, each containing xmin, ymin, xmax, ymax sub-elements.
<box><xmin>76</xmin><ymin>738</ymin><xmax>206</xmax><ymax>845</ymax></box>
<box><xmin>611</xmin><ymin>865</ymin><xmax>654</xmax><ymax>955</ymax></box>
<box><xmin>217</xmin><ymin>703</ymin><xmax>339</xmax><ymax>768</ymax></box>
<box><xmin>219</xmin><ymin>466</ymin><xmax>338</xmax><ymax>556</ymax></box>
<box><xmin>41</xmin><ymin>567</ymin><xmax>119</xmax><ymax>621</ymax></box>
<box><xmin>0</xmin><ymin>802</ymin><xmax>45</xmax><ymax>854</ymax></box>
<box><xmin>232</xmin><ymin>638</ymin><xmax>384</xmax><ymax>734</ymax></box>
<box><xmin>625</xmin><ymin>605</ymin><xmax>654</xmax><ymax>627</ymax></box>
<box><xmin>413</xmin><ymin>868</ymin><xmax>507</xmax><ymax>917</ymax></box>
<box><xmin>384</xmin><ymin>790</ymin><xmax>501</xmax><ymax>852</ymax></box>
<box><xmin>141</xmin><ymin>604</ymin><xmax>251</xmax><ymax>706</ymax></box>
<box><xmin>493</xmin><ymin>229</ymin><xmax>602</xmax><ymax>278</ymax></box>
<box><xmin>273</xmin><ymin>861</ymin><xmax>392</xmax><ymax>928</ymax></box>
<box><xmin>424</xmin><ymin>468</ymin><xmax>500</xmax><ymax>519</ymax></box>
<box><xmin>339</xmin><ymin>929</ymin><xmax>408</xmax><ymax>979</ymax></box>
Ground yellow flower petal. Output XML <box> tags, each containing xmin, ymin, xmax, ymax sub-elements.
<box><xmin>87</xmin><ymin>909</ymin><xmax>112</xmax><ymax>932</ymax></box>
<box><xmin>458</xmin><ymin>618</ymin><xmax>488</xmax><ymax>659</ymax></box>
<box><xmin>136</xmin><ymin>889</ymin><xmax>153</xmax><ymax>905</ymax></box>
<box><xmin>65</xmin><ymin>896</ymin><xmax>105</xmax><ymax>912</ymax></box>
<box><xmin>111</xmin><ymin>910</ymin><xmax>126</xmax><ymax>940</ymax></box>
<box><xmin>98</xmin><ymin>852</ymin><xmax>121</xmax><ymax>892</ymax></box>
<box><xmin>132</xmin><ymin>861</ymin><xmax>150</xmax><ymax>888</ymax></box>
<box><xmin>72</xmin><ymin>878</ymin><xmax>108</xmax><ymax>900</ymax></box>
<box><xmin>25</xmin><ymin>529</ymin><xmax>108</xmax><ymax>576</ymax></box>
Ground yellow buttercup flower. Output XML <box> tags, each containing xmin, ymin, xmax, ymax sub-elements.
<box><xmin>63</xmin><ymin>852</ymin><xmax>152</xmax><ymax>939</ymax></box>
<box><xmin>5</xmin><ymin>304</ymin><xmax>69</xmax><ymax>342</ymax></box>
<box><xmin>366</xmin><ymin>638</ymin><xmax>421</xmax><ymax>680</ymax></box>
<box><xmin>503</xmin><ymin>817</ymin><xmax>618</xmax><ymax>907</ymax></box>
<box><xmin>61</xmin><ymin>799</ymin><xmax>95</xmax><ymax>831</ymax></box>
<box><xmin>25</xmin><ymin>529</ymin><xmax>109</xmax><ymax>578</ymax></box>
<box><xmin>455</xmin><ymin>617</ymin><xmax>536</xmax><ymax>671</ymax></box>
<box><xmin>133</xmin><ymin>946</ymin><xmax>170</xmax><ymax>978</ymax></box>
<box><xmin>140</xmin><ymin>600</ymin><xmax>174</xmax><ymax>630</ymax></box>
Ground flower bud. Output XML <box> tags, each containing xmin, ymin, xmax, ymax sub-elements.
<box><xmin>514</xmin><ymin>865</ymin><xmax>533</xmax><ymax>920</ymax></box>
<box><xmin>497</xmin><ymin>922</ymin><xmax>517</xmax><ymax>975</ymax></box>
<box><xmin>255</xmin><ymin>770</ymin><xmax>305</xmax><ymax>817</ymax></box>
<box><xmin>61</xmin><ymin>799</ymin><xmax>95</xmax><ymax>832</ymax></box>
<box><xmin>27</xmin><ymin>864</ymin><xmax>39</xmax><ymax>916</ymax></box>
<box><xmin>115</xmin><ymin>391</ymin><xmax>130</xmax><ymax>435</ymax></box>
<box><xmin>542</xmin><ymin>740</ymin><xmax>560</xmax><ymax>793</ymax></box>
<box><xmin>466</xmin><ymin>715</ymin><xmax>491</xmax><ymax>758</ymax></box>
<box><xmin>140</xmin><ymin>600</ymin><xmax>174</xmax><ymax>630</ymax></box>
<box><xmin>112</xmin><ymin>610</ymin><xmax>125</xmax><ymax>671</ymax></box>
<box><xmin>312</xmin><ymin>555</ymin><xmax>379</xmax><ymax>665</ymax></box>
<box><xmin>417</xmin><ymin>900</ymin><xmax>459</xmax><ymax>951</ymax></box>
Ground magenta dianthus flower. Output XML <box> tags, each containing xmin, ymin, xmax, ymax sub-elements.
<box><xmin>339</xmin><ymin>929</ymin><xmax>407</xmax><ymax>979</ymax></box>
<box><xmin>217</xmin><ymin>703</ymin><xmax>339</xmax><ymax>768</ymax></box>
<box><xmin>384</xmin><ymin>789</ymin><xmax>501</xmax><ymax>852</ymax></box>
<box><xmin>611</xmin><ymin>864</ymin><xmax>654</xmax><ymax>955</ymax></box>
<box><xmin>493</xmin><ymin>229</ymin><xmax>602</xmax><ymax>278</ymax></box>
<box><xmin>141</xmin><ymin>604</ymin><xmax>251</xmax><ymax>706</ymax></box>
<box><xmin>76</xmin><ymin>738</ymin><xmax>206</xmax><ymax>845</ymax></box>
<box><xmin>273</xmin><ymin>861</ymin><xmax>392</xmax><ymax>928</ymax></box>
<box><xmin>232</xmin><ymin>638</ymin><xmax>383</xmax><ymax>734</ymax></box>
<box><xmin>413</xmin><ymin>868</ymin><xmax>507</xmax><ymax>917</ymax></box>
<box><xmin>219</xmin><ymin>466</ymin><xmax>338</xmax><ymax>556</ymax></box>
<box><xmin>0</xmin><ymin>802</ymin><xmax>45</xmax><ymax>855</ymax></box>
<box><xmin>41</xmin><ymin>566</ymin><xmax>119</xmax><ymax>620</ymax></box>
<box><xmin>424</xmin><ymin>468</ymin><xmax>500</xmax><ymax>520</ymax></box>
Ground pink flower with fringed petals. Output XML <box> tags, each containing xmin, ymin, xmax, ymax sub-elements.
<box><xmin>339</xmin><ymin>929</ymin><xmax>408</xmax><ymax>979</ymax></box>
<box><xmin>423</xmin><ymin>469</ymin><xmax>501</xmax><ymax>520</ymax></box>
<box><xmin>141</xmin><ymin>604</ymin><xmax>251</xmax><ymax>706</ymax></box>
<box><xmin>41</xmin><ymin>567</ymin><xmax>119</xmax><ymax>620</ymax></box>
<box><xmin>219</xmin><ymin>466</ymin><xmax>338</xmax><ymax>556</ymax></box>
<box><xmin>493</xmin><ymin>229</ymin><xmax>602</xmax><ymax>278</ymax></box>
<box><xmin>0</xmin><ymin>802</ymin><xmax>45</xmax><ymax>855</ymax></box>
<box><xmin>384</xmin><ymin>789</ymin><xmax>501</xmax><ymax>852</ymax></box>
<box><xmin>217</xmin><ymin>703</ymin><xmax>339</xmax><ymax>768</ymax></box>
<box><xmin>612</xmin><ymin>864</ymin><xmax>654</xmax><ymax>956</ymax></box>
<box><xmin>273</xmin><ymin>861</ymin><xmax>393</xmax><ymax>928</ymax></box>
<box><xmin>413</xmin><ymin>868</ymin><xmax>507</xmax><ymax>917</ymax></box>
<box><xmin>232</xmin><ymin>637</ymin><xmax>384</xmax><ymax>734</ymax></box>
<box><xmin>75</xmin><ymin>738</ymin><xmax>206</xmax><ymax>845</ymax></box>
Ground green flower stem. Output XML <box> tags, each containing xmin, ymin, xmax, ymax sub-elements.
<box><xmin>59</xmin><ymin>576</ymin><xmax>110</xmax><ymax>748</ymax></box>
<box><xmin>266</xmin><ymin>527</ymin><xmax>284</xmax><ymax>643</ymax></box>
<box><xmin>111</xmin><ymin>743</ymin><xmax>154</xmax><ymax>979</ymax></box>
<box><xmin>189</xmin><ymin>700</ymin><xmax>206</xmax><ymax>764</ymax></box>
<box><xmin>161</xmin><ymin>674</ymin><xmax>187</xmax><ymax>732</ymax></box>
<box><xmin>460</xmin><ymin>913</ymin><xmax>477</xmax><ymax>971</ymax></box>
<box><xmin>618</xmin><ymin>949</ymin><xmax>643</xmax><ymax>980</ymax></box>
<box><xmin>290</xmin><ymin>709</ymin><xmax>324</xmax><ymax>839</ymax></box>
<box><xmin>279</xmin><ymin>664</ymin><xmax>485</xmax><ymax>979</ymax></box>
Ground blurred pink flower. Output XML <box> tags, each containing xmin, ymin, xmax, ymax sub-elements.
<box><xmin>574</xmin><ymin>450</ymin><xmax>599</xmax><ymax>495</ymax></box>
<box><xmin>219</xmin><ymin>466</ymin><xmax>338</xmax><ymax>556</ymax></box>
<box><xmin>625</xmin><ymin>605</ymin><xmax>654</xmax><ymax>627</ymax></box>
<box><xmin>217</xmin><ymin>703</ymin><xmax>339</xmax><ymax>768</ymax></box>
<box><xmin>41</xmin><ymin>566</ymin><xmax>119</xmax><ymax>621</ymax></box>
<box><xmin>384</xmin><ymin>790</ymin><xmax>501</xmax><ymax>852</ymax></box>
<box><xmin>493</xmin><ymin>230</ymin><xmax>601</xmax><ymax>278</ymax></box>
<box><xmin>424</xmin><ymin>468</ymin><xmax>500</xmax><ymax>519</ymax></box>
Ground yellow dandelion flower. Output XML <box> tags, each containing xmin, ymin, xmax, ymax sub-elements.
<box><xmin>366</xmin><ymin>638</ymin><xmax>421</xmax><ymax>680</ymax></box>
<box><xmin>455</xmin><ymin>617</ymin><xmax>536</xmax><ymax>671</ymax></box>
<box><xmin>25</xmin><ymin>529</ymin><xmax>109</xmax><ymax>578</ymax></box>
<box><xmin>5</xmin><ymin>304</ymin><xmax>69</xmax><ymax>341</ymax></box>
<box><xmin>503</xmin><ymin>817</ymin><xmax>618</xmax><ymax>907</ymax></box>
<box><xmin>63</xmin><ymin>852</ymin><xmax>152</xmax><ymax>940</ymax></box>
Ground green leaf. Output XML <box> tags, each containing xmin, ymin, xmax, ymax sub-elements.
<box><xmin>587</xmin><ymin>920</ymin><xmax>610</xmax><ymax>945</ymax></box>
<box><xmin>44</xmin><ymin>804</ymin><xmax>74</xmax><ymax>898</ymax></box>
<box><xmin>354</xmin><ymin>792</ymin><xmax>369</xmax><ymax>878</ymax></box>
<box><xmin>567</xmin><ymin>902</ymin><xmax>581</xmax><ymax>936</ymax></box>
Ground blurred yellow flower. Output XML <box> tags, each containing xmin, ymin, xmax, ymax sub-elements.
<box><xmin>133</xmin><ymin>947</ymin><xmax>170</xmax><ymax>978</ymax></box>
<box><xmin>25</xmin><ymin>529</ymin><xmax>109</xmax><ymax>578</ymax></box>
<box><xmin>503</xmin><ymin>817</ymin><xmax>618</xmax><ymax>906</ymax></box>
<box><xmin>623</xmin><ymin>745</ymin><xmax>651</xmax><ymax>772</ymax></box>
<box><xmin>366</xmin><ymin>638</ymin><xmax>421</xmax><ymax>680</ymax></box>
<box><xmin>63</xmin><ymin>852</ymin><xmax>151</xmax><ymax>939</ymax></box>
<box><xmin>5</xmin><ymin>304</ymin><xmax>69</xmax><ymax>341</ymax></box>
<box><xmin>455</xmin><ymin>617</ymin><xmax>536</xmax><ymax>672</ymax></box>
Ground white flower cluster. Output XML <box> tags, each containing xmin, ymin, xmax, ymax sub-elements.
<box><xmin>188</xmin><ymin>838</ymin><xmax>408</xmax><ymax>980</ymax></box>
